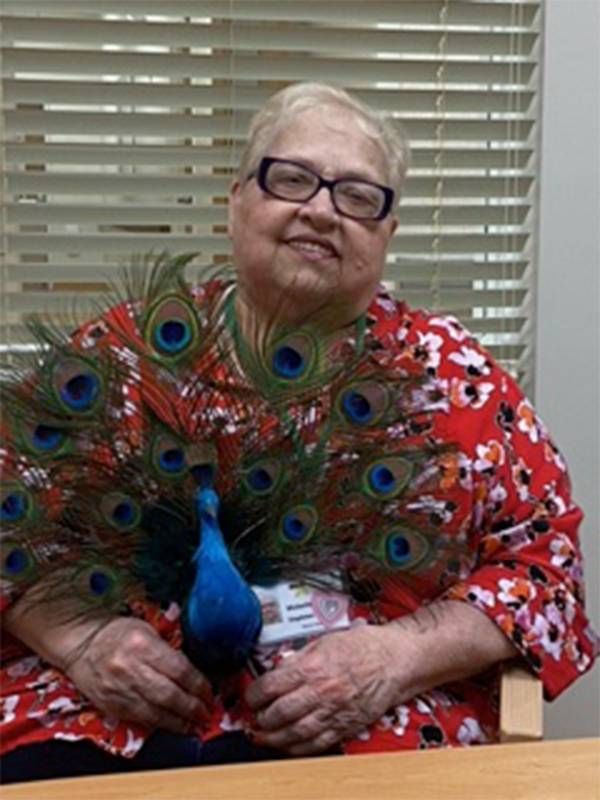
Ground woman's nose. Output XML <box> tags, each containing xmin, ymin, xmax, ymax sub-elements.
<box><xmin>297</xmin><ymin>186</ymin><xmax>339</xmax><ymax>227</ymax></box>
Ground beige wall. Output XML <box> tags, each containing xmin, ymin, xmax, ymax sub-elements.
<box><xmin>536</xmin><ymin>0</ymin><xmax>600</xmax><ymax>739</ymax></box>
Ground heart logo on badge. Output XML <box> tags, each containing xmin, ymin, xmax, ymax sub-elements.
<box><xmin>311</xmin><ymin>593</ymin><xmax>348</xmax><ymax>627</ymax></box>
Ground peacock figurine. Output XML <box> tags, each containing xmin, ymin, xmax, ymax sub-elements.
<box><xmin>0</xmin><ymin>252</ymin><xmax>469</xmax><ymax>684</ymax></box>
<box><xmin>181</xmin><ymin>483</ymin><xmax>263</xmax><ymax>679</ymax></box>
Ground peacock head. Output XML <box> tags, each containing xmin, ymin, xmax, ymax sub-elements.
<box><xmin>196</xmin><ymin>487</ymin><xmax>220</xmax><ymax>524</ymax></box>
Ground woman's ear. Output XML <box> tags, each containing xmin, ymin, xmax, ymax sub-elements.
<box><xmin>227</xmin><ymin>181</ymin><xmax>241</xmax><ymax>239</ymax></box>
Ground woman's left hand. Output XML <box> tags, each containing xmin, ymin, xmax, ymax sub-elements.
<box><xmin>245</xmin><ymin>625</ymin><xmax>408</xmax><ymax>756</ymax></box>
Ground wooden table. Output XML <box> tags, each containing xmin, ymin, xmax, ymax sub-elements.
<box><xmin>2</xmin><ymin>738</ymin><xmax>598</xmax><ymax>800</ymax></box>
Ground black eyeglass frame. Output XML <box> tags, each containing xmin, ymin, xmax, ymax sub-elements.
<box><xmin>250</xmin><ymin>157</ymin><xmax>395</xmax><ymax>221</ymax></box>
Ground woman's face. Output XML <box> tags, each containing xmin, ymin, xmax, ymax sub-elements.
<box><xmin>228</xmin><ymin>106</ymin><xmax>398</xmax><ymax>328</ymax></box>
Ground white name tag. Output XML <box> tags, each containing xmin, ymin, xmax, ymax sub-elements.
<box><xmin>252</xmin><ymin>579</ymin><xmax>351</xmax><ymax>646</ymax></box>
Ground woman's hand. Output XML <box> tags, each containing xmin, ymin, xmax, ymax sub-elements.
<box><xmin>246</xmin><ymin>625</ymin><xmax>406</xmax><ymax>756</ymax></box>
<box><xmin>65</xmin><ymin>617</ymin><xmax>213</xmax><ymax>734</ymax></box>
<box><xmin>246</xmin><ymin>602</ymin><xmax>518</xmax><ymax>756</ymax></box>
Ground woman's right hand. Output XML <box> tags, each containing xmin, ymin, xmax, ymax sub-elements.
<box><xmin>65</xmin><ymin>616</ymin><xmax>213</xmax><ymax>734</ymax></box>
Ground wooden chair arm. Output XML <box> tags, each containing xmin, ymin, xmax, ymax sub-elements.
<box><xmin>499</xmin><ymin>662</ymin><xmax>543</xmax><ymax>742</ymax></box>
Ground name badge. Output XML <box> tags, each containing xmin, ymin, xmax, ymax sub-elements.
<box><xmin>252</xmin><ymin>579</ymin><xmax>351</xmax><ymax>645</ymax></box>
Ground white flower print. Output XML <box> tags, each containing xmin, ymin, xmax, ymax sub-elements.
<box><xmin>415</xmin><ymin>697</ymin><xmax>434</xmax><ymax>715</ymax></box>
<box><xmin>457</xmin><ymin>717</ymin><xmax>488</xmax><ymax>745</ymax></box>
<box><xmin>79</xmin><ymin>319</ymin><xmax>109</xmax><ymax>349</ymax></box>
<box><xmin>29</xmin><ymin>696</ymin><xmax>81</xmax><ymax>729</ymax></box>
<box><xmin>489</xmin><ymin>521</ymin><xmax>534</xmax><ymax>551</ymax></box>
<box><xmin>512</xmin><ymin>457</ymin><xmax>533</xmax><ymax>502</ymax></box>
<box><xmin>164</xmin><ymin>601</ymin><xmax>181</xmax><ymax>622</ymax></box>
<box><xmin>7</xmin><ymin>655</ymin><xmax>40</xmax><ymax>679</ymax></box>
<box><xmin>54</xmin><ymin>732</ymin><xmax>86</xmax><ymax>743</ymax></box>
<box><xmin>406</xmin><ymin>495</ymin><xmax>456</xmax><ymax>524</ymax></box>
<box><xmin>545</xmin><ymin>600</ymin><xmax>569</xmax><ymax>630</ymax></box>
<box><xmin>390</xmin><ymin>705</ymin><xmax>410</xmax><ymax>738</ymax></box>
<box><xmin>450</xmin><ymin>378</ymin><xmax>495</xmax><ymax>410</ymax></box>
<box><xmin>448</xmin><ymin>346</ymin><xmax>492</xmax><ymax>378</ymax></box>
<box><xmin>465</xmin><ymin>585</ymin><xmax>496</xmax><ymax>610</ymax></box>
<box><xmin>0</xmin><ymin>695</ymin><xmax>20</xmax><ymax>725</ymax></box>
<box><xmin>531</xmin><ymin>613</ymin><xmax>563</xmax><ymax>661</ymax></box>
<box><xmin>413</xmin><ymin>331</ymin><xmax>444</xmax><ymax>372</ymax></box>
<box><xmin>498</xmin><ymin>577</ymin><xmax>536</xmax><ymax>608</ymax></box>
<box><xmin>430</xmin><ymin>315</ymin><xmax>469</xmax><ymax>342</ymax></box>
<box><xmin>375</xmin><ymin>293</ymin><xmax>397</xmax><ymax>315</ymax></box>
<box><xmin>514</xmin><ymin>604</ymin><xmax>533</xmax><ymax>631</ymax></box>
<box><xmin>541</xmin><ymin>483</ymin><xmax>568</xmax><ymax>518</ymax></box>
<box><xmin>516</xmin><ymin>400</ymin><xmax>542</xmax><ymax>443</ymax></box>
<box><xmin>220</xmin><ymin>712</ymin><xmax>244</xmax><ymax>733</ymax></box>
<box><xmin>121</xmin><ymin>728</ymin><xmax>146</xmax><ymax>757</ymax></box>
<box><xmin>474</xmin><ymin>440</ymin><xmax>505</xmax><ymax>473</ymax></box>
<box><xmin>486</xmin><ymin>482</ymin><xmax>508</xmax><ymax>515</ymax></box>
<box><xmin>410</xmin><ymin>378</ymin><xmax>450</xmax><ymax>414</ymax></box>
<box><xmin>550</xmin><ymin>535</ymin><xmax>576</xmax><ymax>570</ymax></box>
<box><xmin>543</xmin><ymin>441</ymin><xmax>567</xmax><ymax>472</ymax></box>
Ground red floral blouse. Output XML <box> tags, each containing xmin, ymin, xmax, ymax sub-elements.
<box><xmin>1</xmin><ymin>285</ymin><xmax>597</xmax><ymax>758</ymax></box>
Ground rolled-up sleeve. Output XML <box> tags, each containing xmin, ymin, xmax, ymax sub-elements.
<box><xmin>440</xmin><ymin>350</ymin><xmax>598</xmax><ymax>699</ymax></box>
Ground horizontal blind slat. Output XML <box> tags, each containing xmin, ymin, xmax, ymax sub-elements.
<box><xmin>0</xmin><ymin>1</ymin><xmax>541</xmax><ymax>29</ymax></box>
<box><xmin>6</xmin><ymin>203</ymin><xmax>531</xmax><ymax>227</ymax></box>
<box><xmin>4</xmin><ymin>80</ymin><xmax>536</xmax><ymax>116</ymax></box>
<box><xmin>4</xmin><ymin>259</ymin><xmax>529</xmax><ymax>284</ymax></box>
<box><xmin>2</xmin><ymin>49</ymin><xmax>538</xmax><ymax>86</ymax></box>
<box><xmin>7</xmin><ymin>232</ymin><xmax>531</xmax><ymax>256</ymax></box>
<box><xmin>3</xmin><ymin>287</ymin><xmax>528</xmax><ymax>316</ymax></box>
<box><xmin>6</xmin><ymin>110</ymin><xmax>536</xmax><ymax>143</ymax></box>
<box><xmin>6</xmin><ymin>172</ymin><xmax>535</xmax><ymax>199</ymax></box>
<box><xmin>5</xmin><ymin>143</ymin><xmax>534</xmax><ymax>171</ymax></box>
<box><xmin>2</xmin><ymin>17</ymin><xmax>538</xmax><ymax>57</ymax></box>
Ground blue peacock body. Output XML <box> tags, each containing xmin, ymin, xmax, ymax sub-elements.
<box><xmin>181</xmin><ymin>486</ymin><xmax>262</xmax><ymax>680</ymax></box>
<box><xmin>0</xmin><ymin>253</ymin><xmax>467</xmax><ymax>678</ymax></box>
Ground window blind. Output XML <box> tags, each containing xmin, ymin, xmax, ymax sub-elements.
<box><xmin>0</xmin><ymin>0</ymin><xmax>542</xmax><ymax>389</ymax></box>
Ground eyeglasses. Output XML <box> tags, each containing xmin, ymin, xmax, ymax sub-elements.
<box><xmin>250</xmin><ymin>157</ymin><xmax>395</xmax><ymax>221</ymax></box>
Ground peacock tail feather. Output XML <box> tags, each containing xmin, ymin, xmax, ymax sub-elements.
<box><xmin>0</xmin><ymin>251</ymin><xmax>469</xmax><ymax>674</ymax></box>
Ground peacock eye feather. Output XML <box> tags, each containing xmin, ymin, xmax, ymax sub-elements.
<box><xmin>162</xmin><ymin>449</ymin><xmax>185</xmax><ymax>472</ymax></box>
<box><xmin>235</xmin><ymin>321</ymin><xmax>336</xmax><ymax>403</ymax></box>
<box><xmin>386</xmin><ymin>533</ymin><xmax>411</xmax><ymax>565</ymax></box>
<box><xmin>144</xmin><ymin>295</ymin><xmax>200</xmax><ymax>360</ymax></box>
<box><xmin>278</xmin><ymin>504</ymin><xmax>319</xmax><ymax>546</ymax></box>
<box><xmin>89</xmin><ymin>570</ymin><xmax>112</xmax><ymax>596</ymax></box>
<box><xmin>243</xmin><ymin>458</ymin><xmax>282</xmax><ymax>496</ymax></box>
<box><xmin>371</xmin><ymin>527</ymin><xmax>431</xmax><ymax>572</ymax></box>
<box><xmin>0</xmin><ymin>485</ymin><xmax>33</xmax><ymax>525</ymax></box>
<box><xmin>337</xmin><ymin>381</ymin><xmax>390</xmax><ymax>427</ymax></box>
<box><xmin>150</xmin><ymin>434</ymin><xmax>187</xmax><ymax>479</ymax></box>
<box><xmin>362</xmin><ymin>457</ymin><xmax>414</xmax><ymax>499</ymax></box>
<box><xmin>267</xmin><ymin>331</ymin><xmax>317</xmax><ymax>383</ymax></box>
<box><xmin>74</xmin><ymin>564</ymin><xmax>122</xmax><ymax>607</ymax></box>
<box><xmin>51</xmin><ymin>358</ymin><xmax>103</xmax><ymax>415</ymax></box>
<box><xmin>100</xmin><ymin>493</ymin><xmax>142</xmax><ymax>531</ymax></box>
<box><xmin>15</xmin><ymin>420</ymin><xmax>72</xmax><ymax>459</ymax></box>
<box><xmin>33</xmin><ymin>425</ymin><xmax>63</xmax><ymax>451</ymax></box>
<box><xmin>0</xmin><ymin>540</ymin><xmax>37</xmax><ymax>581</ymax></box>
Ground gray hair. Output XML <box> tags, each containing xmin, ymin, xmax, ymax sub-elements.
<box><xmin>237</xmin><ymin>82</ymin><xmax>410</xmax><ymax>204</ymax></box>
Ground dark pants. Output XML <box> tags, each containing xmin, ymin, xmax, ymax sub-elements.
<box><xmin>0</xmin><ymin>731</ymin><xmax>286</xmax><ymax>784</ymax></box>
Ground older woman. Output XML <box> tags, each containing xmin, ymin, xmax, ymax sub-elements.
<box><xmin>2</xmin><ymin>83</ymin><xmax>596</xmax><ymax>781</ymax></box>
